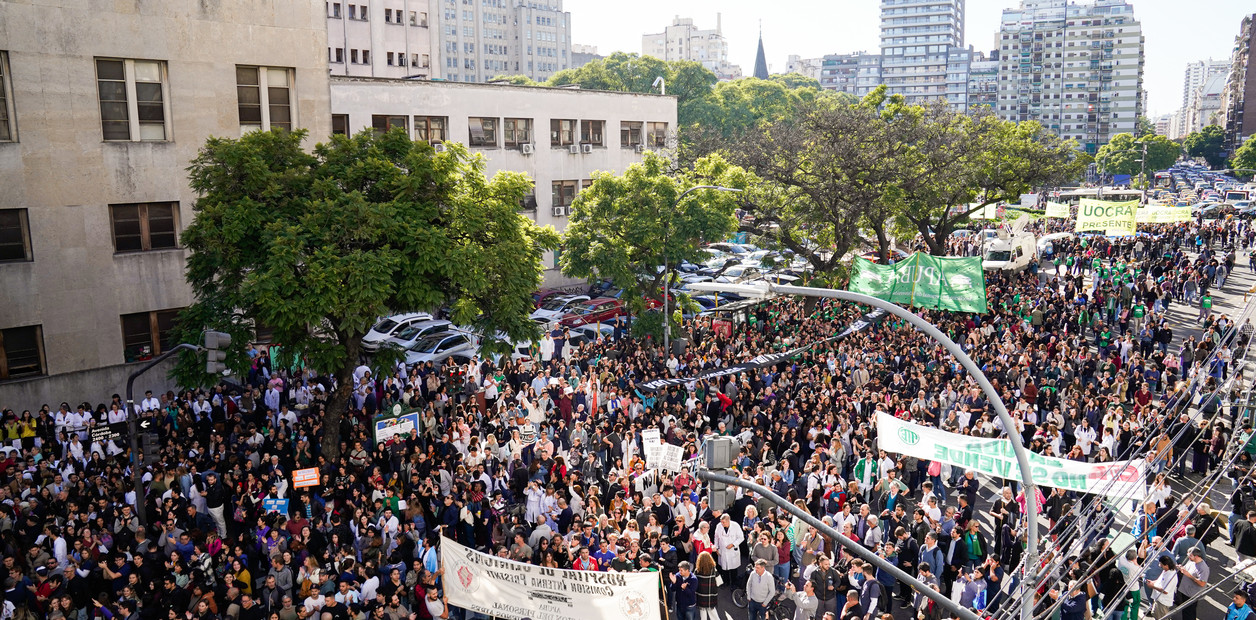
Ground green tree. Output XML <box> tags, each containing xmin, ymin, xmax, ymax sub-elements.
<box><xmin>1185</xmin><ymin>125</ymin><xmax>1228</xmax><ymax>169</ymax></box>
<box><xmin>1135</xmin><ymin>116</ymin><xmax>1155</xmax><ymax>138</ymax></box>
<box><xmin>767</xmin><ymin>73</ymin><xmax>821</xmax><ymax>90</ymax></box>
<box><xmin>1233</xmin><ymin>135</ymin><xmax>1256</xmax><ymax>178</ymax></box>
<box><xmin>1096</xmin><ymin>133</ymin><xmax>1180</xmax><ymax>179</ymax></box>
<box><xmin>488</xmin><ymin>74</ymin><xmax>540</xmax><ymax>86</ymax></box>
<box><xmin>175</xmin><ymin>129</ymin><xmax>557</xmax><ymax>458</ymax></box>
<box><xmin>559</xmin><ymin>152</ymin><xmax>750</xmax><ymax>335</ymax></box>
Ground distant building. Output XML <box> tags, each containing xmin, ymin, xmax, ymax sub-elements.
<box><xmin>993</xmin><ymin>0</ymin><xmax>1145</xmax><ymax>154</ymax></box>
<box><xmin>753</xmin><ymin>32</ymin><xmax>769</xmax><ymax>80</ymax></box>
<box><xmin>1185</xmin><ymin>74</ymin><xmax>1227</xmax><ymax>135</ymax></box>
<box><xmin>642</xmin><ymin>15</ymin><xmax>743</xmax><ymax>80</ymax></box>
<box><xmin>787</xmin><ymin>55</ymin><xmax>824</xmax><ymax>82</ymax></box>
<box><xmin>571</xmin><ymin>44</ymin><xmax>603</xmax><ymax>69</ymax></box>
<box><xmin>819</xmin><ymin>53</ymin><xmax>866</xmax><ymax>95</ymax></box>
<box><xmin>1154</xmin><ymin>114</ymin><xmax>1173</xmax><ymax>136</ymax></box>
<box><xmin>1219</xmin><ymin>14</ymin><xmax>1255</xmax><ymax>155</ymax></box>
<box><xmin>1176</xmin><ymin>59</ymin><xmax>1229</xmax><ymax>137</ymax></box>
<box><xmin>326</xmin><ymin>0</ymin><xmax>433</xmax><ymax>79</ymax></box>
<box><xmin>947</xmin><ymin>47</ymin><xmax>999</xmax><ymax>113</ymax></box>
<box><xmin>856</xmin><ymin>53</ymin><xmax>884</xmax><ymax>97</ymax></box>
<box><xmin>880</xmin><ymin>0</ymin><xmax>966</xmax><ymax>104</ymax></box>
<box><xmin>329</xmin><ymin>77</ymin><xmax>676</xmax><ymax>277</ymax></box>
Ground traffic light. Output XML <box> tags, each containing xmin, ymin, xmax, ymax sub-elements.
<box><xmin>703</xmin><ymin>437</ymin><xmax>737</xmax><ymax>511</ymax></box>
<box><xmin>204</xmin><ymin>331</ymin><xmax>232</xmax><ymax>374</ymax></box>
<box><xmin>140</xmin><ymin>433</ymin><xmax>160</xmax><ymax>466</ymax></box>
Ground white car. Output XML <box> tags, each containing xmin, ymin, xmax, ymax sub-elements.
<box><xmin>361</xmin><ymin>312</ymin><xmax>433</xmax><ymax>352</ymax></box>
<box><xmin>383</xmin><ymin>320</ymin><xmax>455</xmax><ymax>352</ymax></box>
<box><xmin>403</xmin><ymin>332</ymin><xmax>478</xmax><ymax>368</ymax></box>
<box><xmin>530</xmin><ymin>294</ymin><xmax>590</xmax><ymax>325</ymax></box>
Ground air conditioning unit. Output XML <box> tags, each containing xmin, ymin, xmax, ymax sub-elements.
<box><xmin>432</xmin><ymin>143</ymin><xmax>447</xmax><ymax>153</ymax></box>
<box><xmin>568</xmin><ymin>144</ymin><xmax>580</xmax><ymax>154</ymax></box>
<box><xmin>520</xmin><ymin>143</ymin><xmax>534</xmax><ymax>155</ymax></box>
<box><xmin>634</xmin><ymin>144</ymin><xmax>645</xmax><ymax>154</ymax></box>
<box><xmin>551</xmin><ymin>206</ymin><xmax>567</xmax><ymax>217</ymax></box>
<box><xmin>580</xmin><ymin>144</ymin><xmax>593</xmax><ymax>154</ymax></box>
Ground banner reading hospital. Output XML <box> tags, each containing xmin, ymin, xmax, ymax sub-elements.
<box><xmin>876</xmin><ymin>412</ymin><xmax>1146</xmax><ymax>501</ymax></box>
<box><xmin>440</xmin><ymin>536</ymin><xmax>662</xmax><ymax>620</ymax></box>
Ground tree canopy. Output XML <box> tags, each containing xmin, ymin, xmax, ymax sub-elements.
<box><xmin>1096</xmin><ymin>133</ymin><xmax>1180</xmax><ymax>178</ymax></box>
<box><xmin>174</xmin><ymin>129</ymin><xmax>557</xmax><ymax>458</ymax></box>
<box><xmin>1185</xmin><ymin>125</ymin><xmax>1228</xmax><ymax>169</ymax></box>
<box><xmin>1234</xmin><ymin>135</ymin><xmax>1256</xmax><ymax>178</ymax></box>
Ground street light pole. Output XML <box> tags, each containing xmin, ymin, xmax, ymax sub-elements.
<box><xmin>662</xmin><ymin>185</ymin><xmax>741</xmax><ymax>357</ymax></box>
<box><xmin>124</xmin><ymin>342</ymin><xmax>201</xmax><ymax>529</ymax></box>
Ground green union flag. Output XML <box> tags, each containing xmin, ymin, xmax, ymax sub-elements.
<box><xmin>848</xmin><ymin>252</ymin><xmax>988</xmax><ymax>314</ymax></box>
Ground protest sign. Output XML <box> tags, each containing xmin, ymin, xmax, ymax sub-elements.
<box><xmin>1044</xmin><ymin>202</ymin><xmax>1071</xmax><ymax>219</ymax></box>
<box><xmin>375</xmin><ymin>411</ymin><xmax>421</xmax><ymax>443</ymax></box>
<box><xmin>441</xmin><ymin>536</ymin><xmax>661</xmax><ymax>620</ymax></box>
<box><xmin>876</xmin><ymin>412</ymin><xmax>1145</xmax><ymax>500</ymax></box>
<box><xmin>1075</xmin><ymin>199</ymin><xmax>1138</xmax><ymax>236</ymax></box>
<box><xmin>1137</xmin><ymin>205</ymin><xmax>1194</xmax><ymax>224</ymax></box>
<box><xmin>262</xmin><ymin>498</ymin><xmax>289</xmax><ymax>514</ymax></box>
<box><xmin>293</xmin><ymin>467</ymin><xmax>320</xmax><ymax>489</ymax></box>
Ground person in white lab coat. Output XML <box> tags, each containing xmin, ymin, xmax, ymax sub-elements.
<box><xmin>714</xmin><ymin>513</ymin><xmax>744</xmax><ymax>588</ymax></box>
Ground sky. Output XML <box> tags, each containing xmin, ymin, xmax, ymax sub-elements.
<box><xmin>563</xmin><ymin>0</ymin><xmax>1253</xmax><ymax>118</ymax></box>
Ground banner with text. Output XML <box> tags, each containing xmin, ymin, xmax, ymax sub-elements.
<box><xmin>440</xmin><ymin>536</ymin><xmax>661</xmax><ymax>620</ymax></box>
<box><xmin>848</xmin><ymin>253</ymin><xmax>987</xmax><ymax>314</ymax></box>
<box><xmin>875</xmin><ymin>413</ymin><xmax>1145</xmax><ymax>500</ymax></box>
<box><xmin>1075</xmin><ymin>199</ymin><xmax>1138</xmax><ymax>236</ymax></box>
<box><xmin>1044</xmin><ymin>202</ymin><xmax>1071</xmax><ymax>219</ymax></box>
<box><xmin>1136</xmin><ymin>205</ymin><xmax>1194</xmax><ymax>224</ymax></box>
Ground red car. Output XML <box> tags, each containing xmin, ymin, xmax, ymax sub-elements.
<box><xmin>559</xmin><ymin>297</ymin><xmax>663</xmax><ymax>327</ymax></box>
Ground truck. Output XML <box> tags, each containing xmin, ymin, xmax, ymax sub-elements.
<box><xmin>982</xmin><ymin>215</ymin><xmax>1038</xmax><ymax>272</ymax></box>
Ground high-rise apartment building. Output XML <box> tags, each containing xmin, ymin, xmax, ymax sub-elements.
<box><xmin>1219</xmin><ymin>14</ymin><xmax>1255</xmax><ymax>155</ymax></box>
<box><xmin>993</xmin><ymin>0</ymin><xmax>1144</xmax><ymax>154</ymax></box>
<box><xmin>0</xmin><ymin>0</ymin><xmax>331</xmax><ymax>408</ymax></box>
<box><xmin>946</xmin><ymin>47</ymin><xmax>998</xmax><ymax>112</ymax></box>
<box><xmin>857</xmin><ymin>53</ymin><xmax>885</xmax><ymax>97</ymax></box>
<box><xmin>326</xmin><ymin>0</ymin><xmax>434</xmax><ymax>78</ymax></box>
<box><xmin>642</xmin><ymin>15</ymin><xmax>743</xmax><ymax>81</ymax></box>
<box><xmin>879</xmin><ymin>0</ymin><xmax>966</xmax><ymax>104</ymax></box>
<box><xmin>1175</xmin><ymin>59</ymin><xmax>1230</xmax><ymax>137</ymax></box>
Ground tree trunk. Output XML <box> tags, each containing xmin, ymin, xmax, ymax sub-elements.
<box><xmin>321</xmin><ymin>337</ymin><xmax>361</xmax><ymax>461</ymax></box>
<box><xmin>917</xmin><ymin>219</ymin><xmax>948</xmax><ymax>256</ymax></box>
<box><xmin>873</xmin><ymin>225</ymin><xmax>891</xmax><ymax>264</ymax></box>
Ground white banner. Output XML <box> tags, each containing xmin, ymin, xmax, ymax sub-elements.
<box><xmin>440</xmin><ymin>536</ymin><xmax>662</xmax><ymax>620</ymax></box>
<box><xmin>875</xmin><ymin>413</ymin><xmax>1145</xmax><ymax>501</ymax></box>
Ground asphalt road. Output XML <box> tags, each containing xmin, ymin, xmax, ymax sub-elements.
<box><xmin>705</xmin><ymin>247</ymin><xmax>1256</xmax><ymax>620</ymax></box>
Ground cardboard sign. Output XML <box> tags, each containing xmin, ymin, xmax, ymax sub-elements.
<box><xmin>292</xmin><ymin>467</ymin><xmax>320</xmax><ymax>489</ymax></box>
<box><xmin>262</xmin><ymin>498</ymin><xmax>289</xmax><ymax>514</ymax></box>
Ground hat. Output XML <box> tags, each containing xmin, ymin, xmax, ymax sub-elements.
<box><xmin>35</xmin><ymin>567</ymin><xmax>47</xmax><ymax>576</ymax></box>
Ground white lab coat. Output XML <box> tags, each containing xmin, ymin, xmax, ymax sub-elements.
<box><xmin>714</xmin><ymin>521</ymin><xmax>744</xmax><ymax>570</ymax></box>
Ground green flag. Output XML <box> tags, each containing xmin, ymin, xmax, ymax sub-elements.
<box><xmin>848</xmin><ymin>252</ymin><xmax>988</xmax><ymax>314</ymax></box>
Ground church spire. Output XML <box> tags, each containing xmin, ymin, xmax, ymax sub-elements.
<box><xmin>753</xmin><ymin>22</ymin><xmax>769</xmax><ymax>79</ymax></box>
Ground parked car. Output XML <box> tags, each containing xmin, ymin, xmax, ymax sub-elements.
<box><xmin>559</xmin><ymin>297</ymin><xmax>648</xmax><ymax>328</ymax></box>
<box><xmin>530</xmin><ymin>294</ymin><xmax>590</xmax><ymax>324</ymax></box>
<box><xmin>361</xmin><ymin>312</ymin><xmax>433</xmax><ymax>352</ymax></box>
<box><xmin>403</xmin><ymin>331</ymin><xmax>478</xmax><ymax>368</ymax></box>
<box><xmin>383</xmin><ymin>320</ymin><xmax>455</xmax><ymax>352</ymax></box>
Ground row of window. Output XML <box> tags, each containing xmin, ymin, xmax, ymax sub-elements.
<box><xmin>0</xmin><ymin>307</ymin><xmax>188</xmax><ymax>381</ymax></box>
<box><xmin>0</xmin><ymin>52</ymin><xmax>295</xmax><ymax>143</ymax></box>
<box><xmin>343</xmin><ymin>115</ymin><xmax>670</xmax><ymax>150</ymax></box>
<box><xmin>0</xmin><ymin>202</ymin><xmax>179</xmax><ymax>266</ymax></box>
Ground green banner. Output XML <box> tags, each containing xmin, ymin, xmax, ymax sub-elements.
<box><xmin>1075</xmin><ymin>199</ymin><xmax>1138</xmax><ymax>235</ymax></box>
<box><xmin>1044</xmin><ymin>201</ymin><xmax>1070</xmax><ymax>218</ymax></box>
<box><xmin>848</xmin><ymin>252</ymin><xmax>987</xmax><ymax>314</ymax></box>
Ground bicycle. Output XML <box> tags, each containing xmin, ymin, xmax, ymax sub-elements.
<box><xmin>731</xmin><ymin>589</ymin><xmax>796</xmax><ymax>620</ymax></box>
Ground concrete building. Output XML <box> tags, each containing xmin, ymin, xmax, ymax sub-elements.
<box><xmin>571</xmin><ymin>44</ymin><xmax>602</xmax><ymax>69</ymax></box>
<box><xmin>880</xmin><ymin>0</ymin><xmax>966</xmax><ymax>104</ymax></box>
<box><xmin>993</xmin><ymin>0</ymin><xmax>1144</xmax><ymax>154</ymax></box>
<box><xmin>1175</xmin><ymin>59</ymin><xmax>1230</xmax><ymax>137</ymax></box>
<box><xmin>946</xmin><ymin>47</ymin><xmax>999</xmax><ymax>112</ymax></box>
<box><xmin>820</xmin><ymin>53</ymin><xmax>867</xmax><ymax>95</ymax></box>
<box><xmin>430</xmin><ymin>0</ymin><xmax>572</xmax><ymax>83</ymax></box>
<box><xmin>1154</xmin><ymin>114</ymin><xmax>1173</xmax><ymax>136</ymax></box>
<box><xmin>642</xmin><ymin>15</ymin><xmax>742</xmax><ymax>81</ymax></box>
<box><xmin>1220</xmin><ymin>14</ymin><xmax>1255</xmax><ymax>156</ymax></box>
<box><xmin>329</xmin><ymin>77</ymin><xmax>677</xmax><ymax>274</ymax></box>
<box><xmin>1184</xmin><ymin>73</ymin><xmax>1227</xmax><ymax>136</ymax></box>
<box><xmin>325</xmin><ymin>0</ymin><xmax>433</xmax><ymax>79</ymax></box>
<box><xmin>856</xmin><ymin>53</ymin><xmax>885</xmax><ymax>97</ymax></box>
<box><xmin>0</xmin><ymin>0</ymin><xmax>332</xmax><ymax>410</ymax></box>
<box><xmin>787</xmin><ymin>55</ymin><xmax>824</xmax><ymax>82</ymax></box>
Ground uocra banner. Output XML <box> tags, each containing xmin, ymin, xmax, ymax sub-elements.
<box><xmin>875</xmin><ymin>413</ymin><xmax>1146</xmax><ymax>501</ymax></box>
<box><xmin>440</xmin><ymin>536</ymin><xmax>662</xmax><ymax>620</ymax></box>
<box><xmin>848</xmin><ymin>252</ymin><xmax>988</xmax><ymax>314</ymax></box>
<box><xmin>1137</xmin><ymin>205</ymin><xmax>1194</xmax><ymax>224</ymax></box>
<box><xmin>1044</xmin><ymin>202</ymin><xmax>1071</xmax><ymax>219</ymax></box>
<box><xmin>1075</xmin><ymin>199</ymin><xmax>1138</xmax><ymax>236</ymax></box>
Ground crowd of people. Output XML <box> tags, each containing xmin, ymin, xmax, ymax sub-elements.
<box><xmin>3</xmin><ymin>218</ymin><xmax>1256</xmax><ymax>620</ymax></box>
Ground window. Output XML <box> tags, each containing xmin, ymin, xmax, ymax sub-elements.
<box><xmin>620</xmin><ymin>121</ymin><xmax>643</xmax><ymax>148</ymax></box>
<box><xmin>329</xmin><ymin>2</ymin><xmax>342</xmax><ymax>17</ymax></box>
<box><xmin>503</xmin><ymin>118</ymin><xmax>532</xmax><ymax>147</ymax></box>
<box><xmin>332</xmin><ymin>114</ymin><xmax>349</xmax><ymax>136</ymax></box>
<box><xmin>372</xmin><ymin>115</ymin><xmax>408</xmax><ymax>133</ymax></box>
<box><xmin>236</xmin><ymin>66</ymin><xmax>294</xmax><ymax>133</ymax></box>
<box><xmin>468</xmin><ymin>117</ymin><xmax>497</xmax><ymax>147</ymax></box>
<box><xmin>110</xmin><ymin>202</ymin><xmax>178</xmax><ymax>253</ymax></box>
<box><xmin>120</xmin><ymin>309</ymin><xmax>183</xmax><ymax>362</ymax></box>
<box><xmin>647</xmin><ymin>122</ymin><xmax>669</xmax><ymax>148</ymax></box>
<box><xmin>351</xmin><ymin>49</ymin><xmax>359</xmax><ymax>64</ymax></box>
<box><xmin>0</xmin><ymin>325</ymin><xmax>45</xmax><ymax>380</ymax></box>
<box><xmin>362</xmin><ymin>50</ymin><xmax>371</xmax><ymax>64</ymax></box>
<box><xmin>552</xmin><ymin>180</ymin><xmax>577</xmax><ymax>208</ymax></box>
<box><xmin>580</xmin><ymin>120</ymin><xmax>604</xmax><ymax>146</ymax></box>
<box><xmin>387</xmin><ymin>52</ymin><xmax>395</xmax><ymax>66</ymax></box>
<box><xmin>0</xmin><ymin>52</ymin><xmax>13</xmax><ymax>141</ymax></box>
<box><xmin>581</xmin><ymin>179</ymin><xmax>593</xmax><ymax>191</ymax></box>
<box><xmin>95</xmin><ymin>58</ymin><xmax>168</xmax><ymax>141</ymax></box>
<box><xmin>414</xmin><ymin>116</ymin><xmax>447</xmax><ymax>143</ymax></box>
<box><xmin>413</xmin><ymin>53</ymin><xmax>430</xmax><ymax>68</ymax></box>
<box><xmin>0</xmin><ymin>209</ymin><xmax>31</xmax><ymax>262</ymax></box>
<box><xmin>411</xmin><ymin>11</ymin><xmax>428</xmax><ymax>26</ymax></box>
<box><xmin>550</xmin><ymin>119</ymin><xmax>575</xmax><ymax>146</ymax></box>
<box><xmin>331</xmin><ymin>48</ymin><xmax>344</xmax><ymax>63</ymax></box>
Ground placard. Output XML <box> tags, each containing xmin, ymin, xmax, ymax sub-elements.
<box><xmin>90</xmin><ymin>423</ymin><xmax>125</xmax><ymax>443</ymax></box>
<box><xmin>262</xmin><ymin>498</ymin><xmax>289</xmax><ymax>514</ymax></box>
<box><xmin>440</xmin><ymin>535</ymin><xmax>661</xmax><ymax>620</ymax></box>
<box><xmin>292</xmin><ymin>467</ymin><xmax>320</xmax><ymax>489</ymax></box>
<box><xmin>375</xmin><ymin>411</ymin><xmax>422</xmax><ymax>443</ymax></box>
